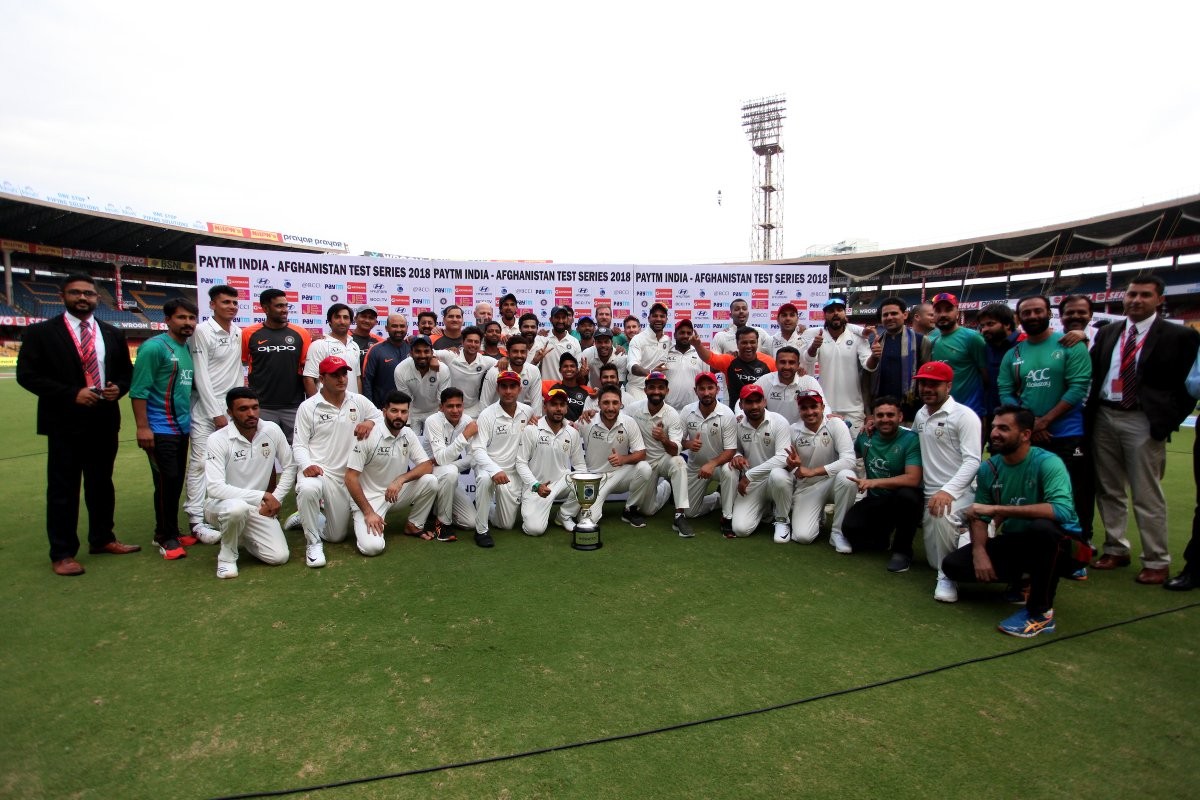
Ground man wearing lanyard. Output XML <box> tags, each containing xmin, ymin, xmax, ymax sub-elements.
<box><xmin>17</xmin><ymin>273</ymin><xmax>138</xmax><ymax>576</ymax></box>
<box><xmin>1087</xmin><ymin>274</ymin><xmax>1199</xmax><ymax>584</ymax></box>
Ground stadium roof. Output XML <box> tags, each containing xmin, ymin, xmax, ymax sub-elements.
<box><xmin>0</xmin><ymin>190</ymin><xmax>345</xmax><ymax>265</ymax></box>
<box><xmin>765</xmin><ymin>193</ymin><xmax>1200</xmax><ymax>282</ymax></box>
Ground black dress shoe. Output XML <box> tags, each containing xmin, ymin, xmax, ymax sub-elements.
<box><xmin>1164</xmin><ymin>571</ymin><xmax>1196</xmax><ymax>592</ymax></box>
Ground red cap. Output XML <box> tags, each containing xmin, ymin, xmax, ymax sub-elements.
<box><xmin>497</xmin><ymin>370</ymin><xmax>521</xmax><ymax>385</ymax></box>
<box><xmin>694</xmin><ymin>371</ymin><xmax>719</xmax><ymax>386</ymax></box>
<box><xmin>915</xmin><ymin>360</ymin><xmax>954</xmax><ymax>382</ymax></box>
<box><xmin>645</xmin><ymin>371</ymin><xmax>669</xmax><ymax>385</ymax></box>
<box><xmin>795</xmin><ymin>388</ymin><xmax>823</xmax><ymax>404</ymax></box>
<box><xmin>319</xmin><ymin>355</ymin><xmax>351</xmax><ymax>374</ymax></box>
<box><xmin>739</xmin><ymin>384</ymin><xmax>765</xmax><ymax>401</ymax></box>
<box><xmin>543</xmin><ymin>383</ymin><xmax>568</xmax><ymax>401</ymax></box>
<box><xmin>777</xmin><ymin>302</ymin><xmax>798</xmax><ymax>316</ymax></box>
<box><xmin>931</xmin><ymin>292</ymin><xmax>959</xmax><ymax>307</ymax></box>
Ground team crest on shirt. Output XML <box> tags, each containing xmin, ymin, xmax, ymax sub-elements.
<box><xmin>285</xmin><ymin>335</ymin><xmax>295</xmax><ymax>345</ymax></box>
<box><xmin>317</xmin><ymin>412</ymin><xmax>334</xmax><ymax>424</ymax></box>
<box><xmin>260</xmin><ymin>442</ymin><xmax>272</xmax><ymax>458</ymax></box>
<box><xmin>476</xmin><ymin>364</ymin><xmax>483</xmax><ymax>372</ymax></box>
<box><xmin>820</xmin><ymin>431</ymin><xmax>830</xmax><ymax>446</ymax></box>
<box><xmin>349</xmin><ymin>407</ymin><xmax>359</xmax><ymax>422</ymax></box>
<box><xmin>496</xmin><ymin>423</ymin><xmax>509</xmax><ymax>434</ymax></box>
<box><xmin>935</xmin><ymin>423</ymin><xmax>945</xmax><ymax>437</ymax></box>
<box><xmin>1052</xmin><ymin>349</ymin><xmax>1063</xmax><ymax>360</ymax></box>
<box><xmin>429</xmin><ymin>376</ymin><xmax>437</xmax><ymax>383</ymax></box>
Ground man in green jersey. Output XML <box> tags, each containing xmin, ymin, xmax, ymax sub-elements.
<box><xmin>927</xmin><ymin>292</ymin><xmax>988</xmax><ymax>416</ymax></box>
<box><xmin>841</xmin><ymin>396</ymin><xmax>924</xmax><ymax>573</ymax></box>
<box><xmin>944</xmin><ymin>406</ymin><xmax>1092</xmax><ymax>638</ymax></box>
<box><xmin>131</xmin><ymin>299</ymin><xmax>198</xmax><ymax>561</ymax></box>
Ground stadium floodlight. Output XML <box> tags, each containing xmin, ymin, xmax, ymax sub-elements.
<box><xmin>741</xmin><ymin>95</ymin><xmax>786</xmax><ymax>261</ymax></box>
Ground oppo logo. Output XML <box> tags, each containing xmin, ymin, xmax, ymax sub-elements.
<box><xmin>257</xmin><ymin>345</ymin><xmax>298</xmax><ymax>353</ymax></box>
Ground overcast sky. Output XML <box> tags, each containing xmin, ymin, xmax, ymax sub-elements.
<box><xmin>2</xmin><ymin>1</ymin><xmax>1198</xmax><ymax>265</ymax></box>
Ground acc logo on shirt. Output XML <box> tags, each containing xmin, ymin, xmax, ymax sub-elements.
<box><xmin>1025</xmin><ymin>368</ymin><xmax>1051</xmax><ymax>381</ymax></box>
<box><xmin>233</xmin><ymin>448</ymin><xmax>248</xmax><ymax>463</ymax></box>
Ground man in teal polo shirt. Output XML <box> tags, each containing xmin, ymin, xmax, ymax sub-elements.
<box><xmin>943</xmin><ymin>405</ymin><xmax>1092</xmax><ymax>638</ymax></box>
<box><xmin>927</xmin><ymin>292</ymin><xmax>988</xmax><ymax>416</ymax></box>
<box><xmin>131</xmin><ymin>299</ymin><xmax>198</xmax><ymax>561</ymax></box>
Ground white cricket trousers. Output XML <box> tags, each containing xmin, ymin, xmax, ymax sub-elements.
<box><xmin>350</xmin><ymin>475</ymin><xmax>438</xmax><ymax>556</ymax></box>
<box><xmin>296</xmin><ymin>474</ymin><xmax>354</xmax><ymax>545</ymax></box>
<box><xmin>184</xmin><ymin>411</ymin><xmax>217</xmax><ymax>524</ymax></box>
<box><xmin>781</xmin><ymin>468</ymin><xmax>857</xmax><ymax>544</ymax></box>
<box><xmin>473</xmin><ymin>469</ymin><xmax>522</xmax><ymax>534</ymax></box>
<box><xmin>685</xmin><ymin>466</ymin><xmax>735</xmax><ymax>519</ymax></box>
<box><xmin>521</xmin><ymin>478</ymin><xmax>573</xmax><ymax>536</ymax></box>
<box><xmin>632</xmin><ymin>455</ymin><xmax>689</xmax><ymax>515</ymax></box>
<box><xmin>206</xmin><ymin>499</ymin><xmax>289</xmax><ymax>567</ymax></box>
<box><xmin>730</xmin><ymin>466</ymin><xmax>793</xmax><ymax>537</ymax></box>
<box><xmin>433</xmin><ymin>464</ymin><xmax>477</xmax><ymax>528</ymax></box>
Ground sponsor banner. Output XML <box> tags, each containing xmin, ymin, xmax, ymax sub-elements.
<box><xmin>196</xmin><ymin>247</ymin><xmax>832</xmax><ymax>342</ymax></box>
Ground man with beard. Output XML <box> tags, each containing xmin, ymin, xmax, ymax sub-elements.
<box><xmin>131</xmin><ymin>299</ymin><xmax>199</xmax><ymax>561</ymax></box>
<box><xmin>350</xmin><ymin>306</ymin><xmax>383</xmax><ymax>370</ymax></box>
<box><xmin>433</xmin><ymin>305</ymin><xmax>466</xmax><ymax>352</ymax></box>
<box><xmin>481</xmin><ymin>320</ymin><xmax>507</xmax><ymax>359</ymax></box>
<box><xmin>572</xmin><ymin>315</ymin><xmax>596</xmax><ymax>350</ymax></box>
<box><xmin>445</xmin><ymin>326</ymin><xmax>497</xmax><ymax>419</ymax></box>
<box><xmin>593</xmin><ymin>304</ymin><xmax>616</xmax><ymax>341</ymax></box>
<box><xmin>693</xmin><ymin>327</ymin><xmax>777</xmax><ymax>410</ymax></box>
<box><xmin>726</xmin><ymin>385</ymin><xmax>792</xmax><ymax>538</ymax></box>
<box><xmin>516</xmin><ymin>385</ymin><xmax>586</xmax><ymax>536</ymax></box>
<box><xmin>496</xmin><ymin>294</ymin><xmax>521</xmax><ymax>342</ymax></box>
<box><xmin>913</xmin><ymin>360</ymin><xmax>982</xmax><ymax>603</ymax></box>
<box><xmin>799</xmin><ymin>296</ymin><xmax>878</xmax><ymax>438</ymax></box>
<box><xmin>547</xmin><ymin>353</ymin><xmax>591</xmax><ymax>421</ymax></box>
<box><xmin>363</xmin><ymin>314</ymin><xmax>411</xmax><ymax>407</ymax></box>
<box><xmin>531</xmin><ymin>305</ymin><xmax>583</xmax><ymax>381</ymax></box>
<box><xmin>737</xmin><ymin>345</ymin><xmax>820</xmax><ymax>424</ymax></box>
<box><xmin>518</xmin><ymin>312</ymin><xmax>541</xmax><ymax>345</ymax></box>
<box><xmin>927</xmin><ymin>292</ymin><xmax>988</xmax><ymax>416</ymax></box>
<box><xmin>1058</xmin><ymin>295</ymin><xmax>1097</xmax><ymax>350</ymax></box>
<box><xmin>767</xmin><ymin>302</ymin><xmax>805</xmax><ymax>357</ymax></box>
<box><xmin>472</xmin><ymin>370</ymin><xmax>534</xmax><ymax>547</ymax></box>
<box><xmin>345</xmin><ymin>390</ymin><xmax>439</xmax><ymax>554</ymax></box>
<box><xmin>841</xmin><ymin>396</ymin><xmax>924</xmax><ymax>572</ymax></box>
<box><xmin>289</xmin><ymin>356</ymin><xmax>382</xmax><ymax>568</ymax></box>
<box><xmin>304</xmin><ymin>303</ymin><xmax>362</xmax><ymax>396</ymax></box>
<box><xmin>909</xmin><ymin>302</ymin><xmax>936</xmax><ymax>336</ymax></box>
<box><xmin>423</xmin><ymin>387</ymin><xmax>480</xmax><ymax>539</ymax></box>
<box><xmin>561</xmin><ymin>385</ymin><xmax>648</xmax><ymax>530</ymax></box>
<box><xmin>480</xmin><ymin>337</ymin><xmax>543</xmax><ymax>414</ymax></box>
<box><xmin>871</xmin><ymin>297</ymin><xmax>932</xmax><ymax>422</ymax></box>
<box><xmin>393</xmin><ymin>336</ymin><xmax>450</xmax><ymax>436</ymax></box>
<box><xmin>626</xmin><ymin>372</ymin><xmax>693</xmax><ymax>536</ymax></box>
<box><xmin>662</xmin><ymin>319</ymin><xmax>708</xmax><ymax>411</ymax></box>
<box><xmin>1088</xmin><ymin>273</ymin><xmax>1200</xmax><ymax>584</ymax></box>
<box><xmin>944</xmin><ymin>406</ymin><xmax>1091</xmax><ymax>637</ymax></box>
<box><xmin>775</xmin><ymin>389</ymin><xmax>857</xmax><ymax>548</ymax></box>
<box><xmin>618</xmin><ymin>315</ymin><xmax>641</xmax><ymax>350</ymax></box>
<box><xmin>712</xmin><ymin>298</ymin><xmax>771</xmax><ymax>355</ymax></box>
<box><xmin>977</xmin><ymin>302</ymin><xmax>1021</xmax><ymax>419</ymax></box>
<box><xmin>582</xmin><ymin>362</ymin><xmax>636</xmax><ymax>420</ymax></box>
<box><xmin>204</xmin><ymin>387</ymin><xmax>294</xmax><ymax>578</ymax></box>
<box><xmin>242</xmin><ymin>288</ymin><xmax>311</xmax><ymax>443</ymax></box>
<box><xmin>627</xmin><ymin>303</ymin><xmax>673</xmax><ymax>401</ymax></box>
<box><xmin>581</xmin><ymin>328</ymin><xmax>627</xmax><ymax>388</ymax></box>
<box><xmin>998</xmin><ymin>295</ymin><xmax>1092</xmax><ymax>546</ymax></box>
<box><xmin>680</xmin><ymin>372</ymin><xmax>738</xmax><ymax>535</ymax></box>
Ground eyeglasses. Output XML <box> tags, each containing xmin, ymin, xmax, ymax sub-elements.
<box><xmin>64</xmin><ymin>289</ymin><xmax>99</xmax><ymax>298</ymax></box>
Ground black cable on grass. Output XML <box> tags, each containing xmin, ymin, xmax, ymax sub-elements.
<box><xmin>208</xmin><ymin>601</ymin><xmax>1200</xmax><ymax>800</ymax></box>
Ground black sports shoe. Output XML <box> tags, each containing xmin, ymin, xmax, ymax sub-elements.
<box><xmin>621</xmin><ymin>506</ymin><xmax>646</xmax><ymax>528</ymax></box>
<box><xmin>720</xmin><ymin>517</ymin><xmax>736</xmax><ymax>539</ymax></box>
<box><xmin>474</xmin><ymin>531</ymin><xmax>495</xmax><ymax>548</ymax></box>
<box><xmin>886</xmin><ymin>552</ymin><xmax>912</xmax><ymax>573</ymax></box>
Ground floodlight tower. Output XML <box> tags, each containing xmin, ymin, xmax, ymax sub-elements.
<box><xmin>741</xmin><ymin>95</ymin><xmax>786</xmax><ymax>261</ymax></box>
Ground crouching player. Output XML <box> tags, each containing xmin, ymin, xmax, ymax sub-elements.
<box><xmin>841</xmin><ymin>395</ymin><xmax>924</xmax><ymax>573</ymax></box>
<box><xmin>626</xmin><ymin>372</ymin><xmax>693</xmax><ymax>536</ymax></box>
<box><xmin>516</xmin><ymin>385</ymin><xmax>585</xmax><ymax>536</ymax></box>
<box><xmin>942</xmin><ymin>406</ymin><xmax>1091</xmax><ymax>637</ymax></box>
<box><xmin>727</xmin><ymin>385</ymin><xmax>792</xmax><ymax>538</ymax></box>
<box><xmin>423</xmin><ymin>387</ymin><xmax>480</xmax><ymax>539</ymax></box>
<box><xmin>775</xmin><ymin>388</ymin><xmax>857</xmax><ymax>546</ymax></box>
<box><xmin>205</xmin><ymin>387</ymin><xmax>294</xmax><ymax>579</ymax></box>
<box><xmin>560</xmin><ymin>385</ymin><xmax>647</xmax><ymax>530</ymax></box>
<box><xmin>680</xmin><ymin>372</ymin><xmax>737</xmax><ymax>536</ymax></box>
<box><xmin>344</xmin><ymin>390</ymin><xmax>438</xmax><ymax>555</ymax></box>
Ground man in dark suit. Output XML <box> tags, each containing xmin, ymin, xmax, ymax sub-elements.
<box><xmin>16</xmin><ymin>273</ymin><xmax>141</xmax><ymax>576</ymax></box>
<box><xmin>1087</xmin><ymin>273</ymin><xmax>1200</xmax><ymax>585</ymax></box>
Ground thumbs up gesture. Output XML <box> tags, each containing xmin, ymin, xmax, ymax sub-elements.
<box><xmin>807</xmin><ymin>329</ymin><xmax>823</xmax><ymax>358</ymax></box>
<box><xmin>608</xmin><ymin>447</ymin><xmax>622</xmax><ymax>468</ymax></box>
<box><xmin>868</xmin><ymin>328</ymin><xmax>882</xmax><ymax>360</ymax></box>
<box><xmin>652</xmin><ymin>420</ymin><xmax>668</xmax><ymax>443</ymax></box>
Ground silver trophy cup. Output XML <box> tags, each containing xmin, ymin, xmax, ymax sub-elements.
<box><xmin>566</xmin><ymin>472</ymin><xmax>608</xmax><ymax>550</ymax></box>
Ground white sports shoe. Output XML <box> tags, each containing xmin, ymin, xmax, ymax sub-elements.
<box><xmin>934</xmin><ymin>575</ymin><xmax>958</xmax><ymax>603</ymax></box>
<box><xmin>830</xmin><ymin>532</ymin><xmax>852</xmax><ymax>554</ymax></box>
<box><xmin>773</xmin><ymin>521</ymin><xmax>791</xmax><ymax>543</ymax></box>
<box><xmin>192</xmin><ymin>522</ymin><xmax>222</xmax><ymax>545</ymax></box>
<box><xmin>557</xmin><ymin>515</ymin><xmax>576</xmax><ymax>532</ymax></box>
<box><xmin>305</xmin><ymin>543</ymin><xmax>327</xmax><ymax>568</ymax></box>
<box><xmin>284</xmin><ymin>512</ymin><xmax>302</xmax><ymax>530</ymax></box>
<box><xmin>215</xmin><ymin>561</ymin><xmax>239</xmax><ymax>580</ymax></box>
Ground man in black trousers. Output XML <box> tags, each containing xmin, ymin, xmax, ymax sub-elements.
<box><xmin>17</xmin><ymin>273</ymin><xmax>140</xmax><ymax>576</ymax></box>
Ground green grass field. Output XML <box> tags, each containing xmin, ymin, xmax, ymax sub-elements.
<box><xmin>1</xmin><ymin>373</ymin><xmax>1197</xmax><ymax>799</ymax></box>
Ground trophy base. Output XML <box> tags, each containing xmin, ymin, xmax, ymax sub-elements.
<box><xmin>571</xmin><ymin>524</ymin><xmax>603</xmax><ymax>551</ymax></box>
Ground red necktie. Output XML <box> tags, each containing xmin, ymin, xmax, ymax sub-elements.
<box><xmin>1119</xmin><ymin>325</ymin><xmax>1138</xmax><ymax>409</ymax></box>
<box><xmin>79</xmin><ymin>322</ymin><xmax>102</xmax><ymax>389</ymax></box>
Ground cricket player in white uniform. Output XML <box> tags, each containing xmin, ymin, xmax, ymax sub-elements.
<box><xmin>478</xmin><ymin>337</ymin><xmax>543</xmax><ymax>415</ymax></box>
<box><xmin>423</xmin><ymin>387</ymin><xmax>479</xmax><ymax>536</ymax></box>
<box><xmin>912</xmin><ymin>360</ymin><xmax>982</xmax><ymax>603</ymax></box>
<box><xmin>186</xmin><ymin>284</ymin><xmax>243</xmax><ymax>544</ymax></box>
<box><xmin>205</xmin><ymin>387</ymin><xmax>294</xmax><ymax>579</ymax></box>
<box><xmin>625</xmin><ymin>372</ymin><xmax>694</xmax><ymax>536</ymax></box>
<box><xmin>662</xmin><ymin>320</ymin><xmax>708</xmax><ymax>411</ymax></box>
<box><xmin>516</xmin><ymin>385</ymin><xmax>586</xmax><ymax>536</ymax></box>
<box><xmin>799</xmin><ymin>297</ymin><xmax>879</xmax><ymax>438</ymax></box>
<box><xmin>530</xmin><ymin>306</ymin><xmax>583</xmax><ymax>381</ymax></box>
<box><xmin>561</xmin><ymin>385</ymin><xmax>648</xmax><ymax>528</ymax></box>
<box><xmin>393</xmin><ymin>336</ymin><xmax>449</xmax><ymax>436</ymax></box>
<box><xmin>581</xmin><ymin>329</ymin><xmax>628</xmax><ymax>388</ymax></box>
<box><xmin>304</xmin><ymin>303</ymin><xmax>363</xmax><ymax>396</ymax></box>
<box><xmin>712</xmin><ymin>298</ymin><xmax>771</xmax><ymax>355</ymax></box>
<box><xmin>766</xmin><ymin>302</ymin><xmax>806</xmax><ymax>357</ymax></box>
<box><xmin>583</xmin><ymin>363</ymin><xmax>636</xmax><ymax>418</ymax></box>
<box><xmin>471</xmin><ymin>370</ymin><xmax>532</xmax><ymax>547</ymax></box>
<box><xmin>290</xmin><ymin>355</ymin><xmax>383</xmax><ymax>567</ymax></box>
<box><xmin>344</xmin><ymin>390</ymin><xmax>438</xmax><ymax>555</ymax></box>
<box><xmin>727</xmin><ymin>384</ymin><xmax>793</xmax><ymax>538</ymax></box>
<box><xmin>625</xmin><ymin>303</ymin><xmax>673</xmax><ymax>401</ymax></box>
<box><xmin>444</xmin><ymin>326</ymin><xmax>496</xmax><ymax>418</ymax></box>
<box><xmin>775</xmin><ymin>388</ymin><xmax>858</xmax><ymax>546</ymax></box>
<box><xmin>680</xmin><ymin>372</ymin><xmax>737</xmax><ymax>534</ymax></box>
<box><xmin>733</xmin><ymin>345</ymin><xmax>821</xmax><ymax>425</ymax></box>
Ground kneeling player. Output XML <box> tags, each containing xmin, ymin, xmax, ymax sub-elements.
<box><xmin>516</xmin><ymin>385</ymin><xmax>585</xmax><ymax>535</ymax></box>
<box><xmin>775</xmin><ymin>388</ymin><xmax>857</xmax><ymax>545</ymax></box>
<box><xmin>344</xmin><ymin>390</ymin><xmax>438</xmax><ymax>555</ymax></box>
<box><xmin>680</xmin><ymin>372</ymin><xmax>737</xmax><ymax>534</ymax></box>
<box><xmin>626</xmin><ymin>372</ymin><xmax>693</xmax><ymax>536</ymax></box>
<box><xmin>560</xmin><ymin>385</ymin><xmax>647</xmax><ymax>529</ymax></box>
<box><xmin>204</xmin><ymin>388</ymin><xmax>294</xmax><ymax>579</ymax></box>
<box><xmin>424</xmin><ymin>387</ymin><xmax>480</xmax><ymax>538</ymax></box>
<box><xmin>727</xmin><ymin>385</ymin><xmax>792</xmax><ymax>537</ymax></box>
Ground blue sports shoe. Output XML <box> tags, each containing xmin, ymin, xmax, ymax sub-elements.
<box><xmin>998</xmin><ymin>608</ymin><xmax>1056</xmax><ymax>638</ymax></box>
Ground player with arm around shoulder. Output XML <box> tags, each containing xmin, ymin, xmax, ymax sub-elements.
<box><xmin>516</xmin><ymin>385</ymin><xmax>586</xmax><ymax>536</ymax></box>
